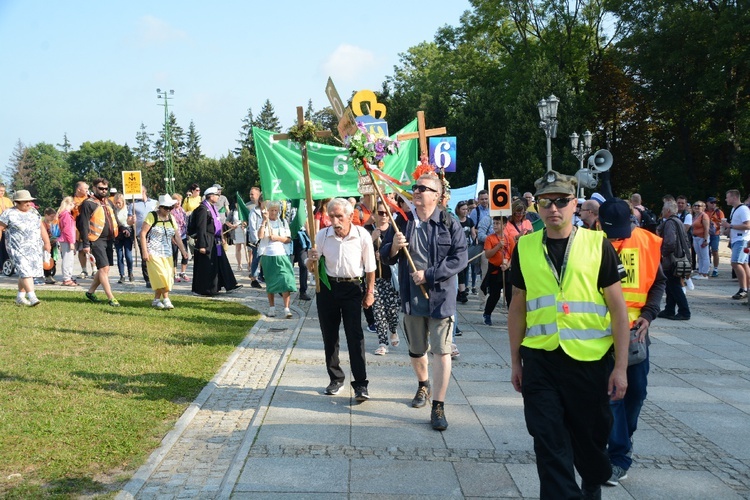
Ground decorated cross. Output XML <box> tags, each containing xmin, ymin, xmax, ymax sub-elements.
<box><xmin>396</xmin><ymin>111</ymin><xmax>447</xmax><ymax>161</ymax></box>
<box><xmin>273</xmin><ymin>106</ymin><xmax>332</xmax><ymax>292</ymax></box>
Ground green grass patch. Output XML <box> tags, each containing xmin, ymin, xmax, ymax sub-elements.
<box><xmin>0</xmin><ymin>290</ymin><xmax>258</xmax><ymax>498</ymax></box>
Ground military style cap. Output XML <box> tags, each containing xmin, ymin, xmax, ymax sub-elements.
<box><xmin>534</xmin><ymin>170</ymin><xmax>577</xmax><ymax>197</ymax></box>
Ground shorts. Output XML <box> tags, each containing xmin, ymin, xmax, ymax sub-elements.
<box><xmin>403</xmin><ymin>314</ymin><xmax>454</xmax><ymax>356</ymax></box>
<box><xmin>75</xmin><ymin>241</ymin><xmax>84</xmax><ymax>252</ymax></box>
<box><xmin>730</xmin><ymin>240</ymin><xmax>749</xmax><ymax>264</ymax></box>
<box><xmin>90</xmin><ymin>239</ymin><xmax>114</xmax><ymax>268</ymax></box>
<box><xmin>709</xmin><ymin>234</ymin><xmax>720</xmax><ymax>253</ymax></box>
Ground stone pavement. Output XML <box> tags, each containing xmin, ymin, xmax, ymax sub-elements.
<box><xmin>4</xmin><ymin>247</ymin><xmax>750</xmax><ymax>498</ymax></box>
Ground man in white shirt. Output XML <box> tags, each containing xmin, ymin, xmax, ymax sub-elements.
<box><xmin>306</xmin><ymin>198</ymin><xmax>376</xmax><ymax>402</ymax></box>
<box><xmin>721</xmin><ymin>189</ymin><xmax>750</xmax><ymax>300</ymax></box>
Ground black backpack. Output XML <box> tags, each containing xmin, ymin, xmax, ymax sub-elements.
<box><xmin>146</xmin><ymin>211</ymin><xmax>176</xmax><ymax>241</ymax></box>
<box><xmin>637</xmin><ymin>207</ymin><xmax>659</xmax><ymax>234</ymax></box>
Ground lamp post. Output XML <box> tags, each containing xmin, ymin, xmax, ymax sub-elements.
<box><xmin>156</xmin><ymin>88</ymin><xmax>175</xmax><ymax>194</ymax></box>
<box><xmin>538</xmin><ymin>94</ymin><xmax>559</xmax><ymax>172</ymax></box>
<box><xmin>570</xmin><ymin>130</ymin><xmax>593</xmax><ymax>197</ymax></box>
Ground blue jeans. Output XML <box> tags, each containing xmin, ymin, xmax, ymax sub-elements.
<box><xmin>115</xmin><ymin>236</ymin><xmax>133</xmax><ymax>277</ymax></box>
<box><xmin>664</xmin><ymin>274</ymin><xmax>690</xmax><ymax>317</ymax></box>
<box><xmin>608</xmin><ymin>347</ymin><xmax>650</xmax><ymax>470</ymax></box>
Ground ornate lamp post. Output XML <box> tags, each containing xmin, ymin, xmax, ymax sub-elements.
<box><xmin>570</xmin><ymin>130</ymin><xmax>593</xmax><ymax>197</ymax></box>
<box><xmin>156</xmin><ymin>88</ymin><xmax>175</xmax><ymax>194</ymax></box>
<box><xmin>538</xmin><ymin>94</ymin><xmax>559</xmax><ymax>172</ymax></box>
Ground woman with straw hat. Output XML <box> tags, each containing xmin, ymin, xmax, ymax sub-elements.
<box><xmin>0</xmin><ymin>190</ymin><xmax>51</xmax><ymax>306</ymax></box>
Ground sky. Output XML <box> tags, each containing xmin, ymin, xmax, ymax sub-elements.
<box><xmin>0</xmin><ymin>0</ymin><xmax>472</xmax><ymax>181</ymax></box>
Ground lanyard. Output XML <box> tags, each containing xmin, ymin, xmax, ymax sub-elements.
<box><xmin>541</xmin><ymin>226</ymin><xmax>577</xmax><ymax>314</ymax></box>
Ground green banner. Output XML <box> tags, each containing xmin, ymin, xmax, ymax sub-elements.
<box><xmin>254</xmin><ymin>119</ymin><xmax>418</xmax><ymax>200</ymax></box>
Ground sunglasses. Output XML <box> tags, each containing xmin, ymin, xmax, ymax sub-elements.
<box><xmin>160</xmin><ymin>205</ymin><xmax>174</xmax><ymax>210</ymax></box>
<box><xmin>377</xmin><ymin>211</ymin><xmax>388</xmax><ymax>216</ymax></box>
<box><xmin>412</xmin><ymin>184</ymin><xmax>438</xmax><ymax>194</ymax></box>
<box><xmin>95</xmin><ymin>186</ymin><xmax>109</xmax><ymax>191</ymax></box>
<box><xmin>537</xmin><ymin>197</ymin><xmax>575</xmax><ymax>209</ymax></box>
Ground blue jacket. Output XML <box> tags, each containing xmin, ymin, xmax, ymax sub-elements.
<box><xmin>380</xmin><ymin>209</ymin><xmax>468</xmax><ymax>318</ymax></box>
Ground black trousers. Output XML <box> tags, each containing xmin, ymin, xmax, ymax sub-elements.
<box><xmin>483</xmin><ymin>270</ymin><xmax>512</xmax><ymax>315</ymax></box>
<box><xmin>135</xmin><ymin>237</ymin><xmax>149</xmax><ymax>283</ymax></box>
<box><xmin>317</xmin><ymin>280</ymin><xmax>368</xmax><ymax>388</ymax></box>
<box><xmin>521</xmin><ymin>346</ymin><xmax>612</xmax><ymax>499</ymax></box>
<box><xmin>291</xmin><ymin>237</ymin><xmax>308</xmax><ymax>295</ymax></box>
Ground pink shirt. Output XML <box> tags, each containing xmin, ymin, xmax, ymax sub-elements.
<box><xmin>58</xmin><ymin>210</ymin><xmax>76</xmax><ymax>244</ymax></box>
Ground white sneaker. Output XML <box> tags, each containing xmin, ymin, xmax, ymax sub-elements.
<box><xmin>152</xmin><ymin>299</ymin><xmax>165</xmax><ymax>309</ymax></box>
<box><xmin>27</xmin><ymin>296</ymin><xmax>41</xmax><ymax>307</ymax></box>
<box><xmin>15</xmin><ymin>296</ymin><xmax>31</xmax><ymax>306</ymax></box>
<box><xmin>692</xmin><ymin>275</ymin><xmax>706</xmax><ymax>280</ymax></box>
<box><xmin>267</xmin><ymin>306</ymin><xmax>276</xmax><ymax>317</ymax></box>
<box><xmin>686</xmin><ymin>278</ymin><xmax>695</xmax><ymax>290</ymax></box>
<box><xmin>284</xmin><ymin>307</ymin><xmax>292</xmax><ymax>318</ymax></box>
<box><xmin>162</xmin><ymin>298</ymin><xmax>174</xmax><ymax>310</ymax></box>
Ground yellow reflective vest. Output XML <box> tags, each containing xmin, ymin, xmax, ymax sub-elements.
<box><xmin>518</xmin><ymin>228</ymin><xmax>613</xmax><ymax>361</ymax></box>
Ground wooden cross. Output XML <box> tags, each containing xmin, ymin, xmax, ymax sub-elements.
<box><xmin>396</xmin><ymin>110</ymin><xmax>447</xmax><ymax>160</ymax></box>
<box><xmin>273</xmin><ymin>106</ymin><xmax>332</xmax><ymax>292</ymax></box>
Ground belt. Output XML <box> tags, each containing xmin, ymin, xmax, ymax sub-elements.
<box><xmin>329</xmin><ymin>276</ymin><xmax>361</xmax><ymax>283</ymax></box>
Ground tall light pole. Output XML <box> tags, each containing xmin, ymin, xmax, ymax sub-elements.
<box><xmin>156</xmin><ymin>88</ymin><xmax>175</xmax><ymax>194</ymax></box>
<box><xmin>538</xmin><ymin>94</ymin><xmax>559</xmax><ymax>172</ymax></box>
<box><xmin>570</xmin><ymin>130</ymin><xmax>593</xmax><ymax>197</ymax></box>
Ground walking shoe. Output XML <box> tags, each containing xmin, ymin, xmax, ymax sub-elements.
<box><xmin>324</xmin><ymin>381</ymin><xmax>344</xmax><ymax>395</ymax></box>
<box><xmin>108</xmin><ymin>298</ymin><xmax>120</xmax><ymax>307</ymax></box>
<box><xmin>366</xmin><ymin>324</ymin><xmax>377</xmax><ymax>333</ymax></box>
<box><xmin>669</xmin><ymin>314</ymin><xmax>690</xmax><ymax>321</ymax></box>
<box><xmin>284</xmin><ymin>307</ymin><xmax>292</xmax><ymax>318</ymax></box>
<box><xmin>79</xmin><ymin>271</ymin><xmax>88</xmax><ymax>280</ymax></box>
<box><xmin>431</xmin><ymin>405</ymin><xmax>448</xmax><ymax>431</ymax></box>
<box><xmin>85</xmin><ymin>291</ymin><xmax>100</xmax><ymax>303</ymax></box>
<box><xmin>711</xmin><ymin>269</ymin><xmax>719</xmax><ymax>277</ymax></box>
<box><xmin>129</xmin><ymin>274</ymin><xmax>134</xmax><ymax>283</ymax></box>
<box><xmin>483</xmin><ymin>314</ymin><xmax>492</xmax><ymax>326</ymax></box>
<box><xmin>686</xmin><ymin>278</ymin><xmax>695</xmax><ymax>290</ymax></box>
<box><xmin>412</xmin><ymin>385</ymin><xmax>431</xmax><ymax>408</ymax></box>
<box><xmin>45</xmin><ymin>276</ymin><xmax>56</xmax><ymax>285</ymax></box>
<box><xmin>374</xmin><ymin>344</ymin><xmax>388</xmax><ymax>355</ymax></box>
<box><xmin>471</xmin><ymin>287</ymin><xmax>477</xmax><ymax>295</ymax></box>
<box><xmin>179</xmin><ymin>273</ymin><xmax>190</xmax><ymax>282</ymax></box>
<box><xmin>267</xmin><ymin>306</ymin><xmax>276</xmax><ymax>317</ymax></box>
<box><xmin>152</xmin><ymin>299</ymin><xmax>165</xmax><ymax>309</ymax></box>
<box><xmin>732</xmin><ymin>289</ymin><xmax>748</xmax><ymax>300</ymax></box>
<box><xmin>226</xmin><ymin>284</ymin><xmax>243</xmax><ymax>294</ymax></box>
<box><xmin>117</xmin><ymin>276</ymin><xmax>125</xmax><ymax>284</ymax></box>
<box><xmin>605</xmin><ymin>465</ymin><xmax>629</xmax><ymax>486</ymax></box>
<box><xmin>15</xmin><ymin>296</ymin><xmax>31</xmax><ymax>306</ymax></box>
<box><xmin>250</xmin><ymin>279</ymin><xmax>263</xmax><ymax>289</ymax></box>
<box><xmin>692</xmin><ymin>274</ymin><xmax>706</xmax><ymax>280</ymax></box>
<box><xmin>581</xmin><ymin>482</ymin><xmax>602</xmax><ymax>499</ymax></box>
<box><xmin>656</xmin><ymin>310</ymin><xmax>674</xmax><ymax>319</ymax></box>
<box><xmin>162</xmin><ymin>298</ymin><xmax>174</xmax><ymax>310</ymax></box>
<box><xmin>145</xmin><ymin>281</ymin><xmax>151</xmax><ymax>289</ymax></box>
<box><xmin>174</xmin><ymin>274</ymin><xmax>182</xmax><ymax>283</ymax></box>
<box><xmin>34</xmin><ymin>278</ymin><xmax>45</xmax><ymax>286</ymax></box>
<box><xmin>27</xmin><ymin>296</ymin><xmax>41</xmax><ymax>307</ymax></box>
<box><xmin>354</xmin><ymin>386</ymin><xmax>370</xmax><ymax>402</ymax></box>
<box><xmin>457</xmin><ymin>291</ymin><xmax>468</xmax><ymax>303</ymax></box>
<box><xmin>298</xmin><ymin>292</ymin><xmax>311</xmax><ymax>301</ymax></box>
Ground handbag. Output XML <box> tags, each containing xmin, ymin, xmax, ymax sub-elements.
<box><xmin>666</xmin><ymin>218</ymin><xmax>692</xmax><ymax>279</ymax></box>
<box><xmin>628</xmin><ymin>327</ymin><xmax>647</xmax><ymax>366</ymax></box>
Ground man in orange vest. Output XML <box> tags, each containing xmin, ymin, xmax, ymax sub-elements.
<box><xmin>598</xmin><ymin>198</ymin><xmax>666</xmax><ymax>487</ymax></box>
<box><xmin>77</xmin><ymin>177</ymin><xmax>122</xmax><ymax>307</ymax></box>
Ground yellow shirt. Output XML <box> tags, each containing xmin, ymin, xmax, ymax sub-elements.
<box><xmin>182</xmin><ymin>195</ymin><xmax>202</xmax><ymax>213</ymax></box>
<box><xmin>0</xmin><ymin>196</ymin><xmax>12</xmax><ymax>213</ymax></box>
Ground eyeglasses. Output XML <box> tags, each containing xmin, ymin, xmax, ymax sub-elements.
<box><xmin>693</xmin><ymin>204</ymin><xmax>704</xmax><ymax>208</ymax></box>
<box><xmin>412</xmin><ymin>184</ymin><xmax>438</xmax><ymax>194</ymax></box>
<box><xmin>95</xmin><ymin>186</ymin><xmax>109</xmax><ymax>191</ymax></box>
<box><xmin>377</xmin><ymin>211</ymin><xmax>388</xmax><ymax>216</ymax></box>
<box><xmin>160</xmin><ymin>205</ymin><xmax>174</xmax><ymax>210</ymax></box>
<box><xmin>537</xmin><ymin>197</ymin><xmax>575</xmax><ymax>209</ymax></box>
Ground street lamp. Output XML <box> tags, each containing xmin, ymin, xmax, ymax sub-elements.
<box><xmin>538</xmin><ymin>94</ymin><xmax>559</xmax><ymax>172</ymax></box>
<box><xmin>156</xmin><ymin>88</ymin><xmax>176</xmax><ymax>194</ymax></box>
<box><xmin>570</xmin><ymin>130</ymin><xmax>593</xmax><ymax>197</ymax></box>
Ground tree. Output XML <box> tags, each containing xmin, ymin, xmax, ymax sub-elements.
<box><xmin>57</xmin><ymin>133</ymin><xmax>72</xmax><ymax>155</ymax></box>
<box><xmin>255</xmin><ymin>99</ymin><xmax>281</xmax><ymax>132</ymax></box>
<box><xmin>235</xmin><ymin>107</ymin><xmax>255</xmax><ymax>156</ymax></box>
<box><xmin>7</xmin><ymin>140</ymin><xmax>32</xmax><ymax>191</ymax></box>
<box><xmin>134</xmin><ymin>123</ymin><xmax>153</xmax><ymax>167</ymax></box>
<box><xmin>66</xmin><ymin>141</ymin><xmax>137</xmax><ymax>190</ymax></box>
<box><xmin>22</xmin><ymin>143</ymin><xmax>72</xmax><ymax>210</ymax></box>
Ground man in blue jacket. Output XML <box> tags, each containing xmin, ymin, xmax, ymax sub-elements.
<box><xmin>380</xmin><ymin>172</ymin><xmax>467</xmax><ymax>430</ymax></box>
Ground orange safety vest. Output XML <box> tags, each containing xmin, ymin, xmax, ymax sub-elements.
<box><xmin>609</xmin><ymin>227</ymin><xmax>663</xmax><ymax>327</ymax></box>
<box><xmin>86</xmin><ymin>199</ymin><xmax>119</xmax><ymax>242</ymax></box>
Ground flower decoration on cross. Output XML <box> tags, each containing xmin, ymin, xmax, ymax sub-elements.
<box><xmin>287</xmin><ymin>120</ymin><xmax>320</xmax><ymax>145</ymax></box>
<box><xmin>345</xmin><ymin>122</ymin><xmax>400</xmax><ymax>174</ymax></box>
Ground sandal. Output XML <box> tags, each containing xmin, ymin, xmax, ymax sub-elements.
<box><xmin>374</xmin><ymin>344</ymin><xmax>388</xmax><ymax>356</ymax></box>
<box><xmin>390</xmin><ymin>332</ymin><xmax>400</xmax><ymax>347</ymax></box>
<box><xmin>61</xmin><ymin>280</ymin><xmax>78</xmax><ymax>286</ymax></box>
<box><xmin>451</xmin><ymin>343</ymin><xmax>460</xmax><ymax>359</ymax></box>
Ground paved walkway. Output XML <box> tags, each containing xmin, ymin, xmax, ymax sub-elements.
<box><xmin>5</xmin><ymin>246</ymin><xmax>750</xmax><ymax>498</ymax></box>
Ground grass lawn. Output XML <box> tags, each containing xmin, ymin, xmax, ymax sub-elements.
<box><xmin>0</xmin><ymin>289</ymin><xmax>258</xmax><ymax>498</ymax></box>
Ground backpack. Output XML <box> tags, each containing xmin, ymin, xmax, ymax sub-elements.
<box><xmin>636</xmin><ymin>207</ymin><xmax>659</xmax><ymax>234</ymax></box>
<box><xmin>146</xmin><ymin>211</ymin><xmax>175</xmax><ymax>242</ymax></box>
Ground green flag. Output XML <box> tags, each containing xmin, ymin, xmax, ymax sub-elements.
<box><xmin>290</xmin><ymin>198</ymin><xmax>306</xmax><ymax>237</ymax></box>
<box><xmin>236</xmin><ymin>192</ymin><xmax>250</xmax><ymax>223</ymax></box>
<box><xmin>254</xmin><ymin>119</ymin><xmax>418</xmax><ymax>200</ymax></box>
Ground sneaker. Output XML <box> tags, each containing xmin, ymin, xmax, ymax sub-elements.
<box><xmin>711</xmin><ymin>269</ymin><xmax>719</xmax><ymax>277</ymax></box>
<box><xmin>28</xmin><ymin>296</ymin><xmax>41</xmax><ymax>307</ymax></box>
<box><xmin>656</xmin><ymin>310</ymin><xmax>674</xmax><ymax>319</ymax></box>
<box><xmin>483</xmin><ymin>314</ymin><xmax>492</xmax><ymax>326</ymax></box>
<box><xmin>324</xmin><ymin>381</ymin><xmax>344</xmax><ymax>395</ymax></box>
<box><xmin>108</xmin><ymin>298</ymin><xmax>120</xmax><ymax>307</ymax></box>
<box><xmin>180</xmin><ymin>273</ymin><xmax>190</xmax><ymax>282</ymax></box>
<box><xmin>145</xmin><ymin>281</ymin><xmax>151</xmax><ymax>289</ymax></box>
<box><xmin>686</xmin><ymin>278</ymin><xmax>695</xmax><ymax>290</ymax></box>
<box><xmin>152</xmin><ymin>299</ymin><xmax>165</xmax><ymax>309</ymax></box>
<box><xmin>85</xmin><ymin>291</ymin><xmax>99</xmax><ymax>303</ymax></box>
<box><xmin>354</xmin><ymin>386</ymin><xmax>370</xmax><ymax>402</ymax></box>
<box><xmin>412</xmin><ymin>385</ymin><xmax>431</xmax><ymax>408</ymax></box>
<box><xmin>128</xmin><ymin>275</ymin><xmax>134</xmax><ymax>283</ymax></box>
<box><xmin>44</xmin><ymin>276</ymin><xmax>56</xmax><ymax>285</ymax></box>
<box><xmin>366</xmin><ymin>324</ymin><xmax>377</xmax><ymax>333</ymax></box>
<box><xmin>250</xmin><ymin>279</ymin><xmax>263</xmax><ymax>289</ymax></box>
<box><xmin>471</xmin><ymin>287</ymin><xmax>477</xmax><ymax>295</ymax></box>
<box><xmin>162</xmin><ymin>298</ymin><xmax>174</xmax><ymax>310</ymax></box>
<box><xmin>298</xmin><ymin>292</ymin><xmax>311</xmax><ymax>301</ymax></box>
<box><xmin>15</xmin><ymin>296</ymin><xmax>31</xmax><ymax>306</ymax></box>
<box><xmin>174</xmin><ymin>275</ymin><xmax>182</xmax><ymax>283</ymax></box>
<box><xmin>457</xmin><ymin>291</ymin><xmax>468</xmax><ymax>303</ymax></box>
<box><xmin>669</xmin><ymin>314</ymin><xmax>690</xmax><ymax>321</ymax></box>
<box><xmin>117</xmin><ymin>276</ymin><xmax>125</xmax><ymax>284</ymax></box>
<box><xmin>374</xmin><ymin>344</ymin><xmax>388</xmax><ymax>355</ymax></box>
<box><xmin>34</xmin><ymin>278</ymin><xmax>45</xmax><ymax>286</ymax></box>
<box><xmin>79</xmin><ymin>271</ymin><xmax>88</xmax><ymax>280</ymax></box>
<box><xmin>267</xmin><ymin>306</ymin><xmax>276</xmax><ymax>317</ymax></box>
<box><xmin>284</xmin><ymin>307</ymin><xmax>292</xmax><ymax>318</ymax></box>
<box><xmin>605</xmin><ymin>465</ymin><xmax>628</xmax><ymax>486</ymax></box>
<box><xmin>692</xmin><ymin>274</ymin><xmax>706</xmax><ymax>280</ymax></box>
<box><xmin>431</xmin><ymin>405</ymin><xmax>448</xmax><ymax>431</ymax></box>
<box><xmin>732</xmin><ymin>289</ymin><xmax>748</xmax><ymax>300</ymax></box>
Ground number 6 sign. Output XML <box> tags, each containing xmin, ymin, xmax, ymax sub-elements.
<box><xmin>489</xmin><ymin>179</ymin><xmax>512</xmax><ymax>216</ymax></box>
<box><xmin>429</xmin><ymin>136</ymin><xmax>457</xmax><ymax>172</ymax></box>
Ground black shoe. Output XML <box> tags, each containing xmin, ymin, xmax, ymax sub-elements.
<box><xmin>226</xmin><ymin>284</ymin><xmax>243</xmax><ymax>294</ymax></box>
<box><xmin>670</xmin><ymin>314</ymin><xmax>690</xmax><ymax>321</ymax></box>
<box><xmin>656</xmin><ymin>310</ymin><xmax>674</xmax><ymax>319</ymax></box>
<box><xmin>431</xmin><ymin>405</ymin><xmax>448</xmax><ymax>431</ymax></box>
<box><xmin>250</xmin><ymin>279</ymin><xmax>263</xmax><ymax>289</ymax></box>
<box><xmin>581</xmin><ymin>482</ymin><xmax>602</xmax><ymax>500</ymax></box>
<box><xmin>324</xmin><ymin>381</ymin><xmax>343</xmax><ymax>395</ymax></box>
<box><xmin>354</xmin><ymin>386</ymin><xmax>370</xmax><ymax>402</ymax></box>
<box><xmin>366</xmin><ymin>324</ymin><xmax>377</xmax><ymax>333</ymax></box>
<box><xmin>732</xmin><ymin>289</ymin><xmax>748</xmax><ymax>300</ymax></box>
<box><xmin>454</xmin><ymin>327</ymin><xmax>462</xmax><ymax>337</ymax></box>
<box><xmin>412</xmin><ymin>385</ymin><xmax>431</xmax><ymax>408</ymax></box>
<box><xmin>145</xmin><ymin>281</ymin><xmax>151</xmax><ymax>289</ymax></box>
<box><xmin>299</xmin><ymin>292</ymin><xmax>311</xmax><ymax>301</ymax></box>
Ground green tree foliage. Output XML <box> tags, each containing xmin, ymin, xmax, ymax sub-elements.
<box><xmin>12</xmin><ymin>143</ymin><xmax>72</xmax><ymax>210</ymax></box>
<box><xmin>255</xmin><ymin>99</ymin><xmax>281</xmax><ymax>132</ymax></box>
<box><xmin>235</xmin><ymin>107</ymin><xmax>255</xmax><ymax>156</ymax></box>
<box><xmin>66</xmin><ymin>141</ymin><xmax>137</xmax><ymax>190</ymax></box>
<box><xmin>134</xmin><ymin>123</ymin><xmax>153</xmax><ymax>167</ymax></box>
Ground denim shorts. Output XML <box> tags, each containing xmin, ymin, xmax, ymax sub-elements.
<box><xmin>730</xmin><ymin>240</ymin><xmax>749</xmax><ymax>264</ymax></box>
<box><xmin>709</xmin><ymin>234</ymin><xmax>720</xmax><ymax>252</ymax></box>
